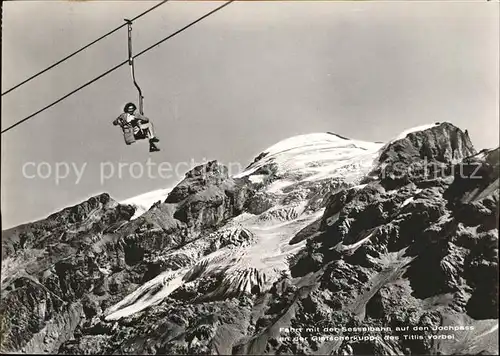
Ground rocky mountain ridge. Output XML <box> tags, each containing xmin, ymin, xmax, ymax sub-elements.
<box><xmin>1</xmin><ymin>122</ymin><xmax>498</xmax><ymax>355</ymax></box>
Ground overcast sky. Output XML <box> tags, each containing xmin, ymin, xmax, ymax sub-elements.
<box><xmin>2</xmin><ymin>1</ymin><xmax>498</xmax><ymax>229</ymax></box>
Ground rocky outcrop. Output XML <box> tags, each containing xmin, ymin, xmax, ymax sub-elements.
<box><xmin>367</xmin><ymin>122</ymin><xmax>476</xmax><ymax>188</ymax></box>
<box><xmin>168</xmin><ymin>161</ymin><xmax>250</xmax><ymax>233</ymax></box>
<box><xmin>0</xmin><ymin>194</ymin><xmax>133</xmax><ymax>353</ymax></box>
<box><xmin>2</xmin><ymin>193</ymin><xmax>134</xmax><ymax>259</ymax></box>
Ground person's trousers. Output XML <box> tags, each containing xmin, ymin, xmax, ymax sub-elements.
<box><xmin>134</xmin><ymin>122</ymin><xmax>156</xmax><ymax>139</ymax></box>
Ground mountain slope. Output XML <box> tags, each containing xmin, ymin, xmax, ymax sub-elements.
<box><xmin>1</xmin><ymin>123</ymin><xmax>498</xmax><ymax>355</ymax></box>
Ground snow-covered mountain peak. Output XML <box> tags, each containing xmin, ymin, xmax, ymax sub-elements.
<box><xmin>260</xmin><ymin>132</ymin><xmax>352</xmax><ymax>156</ymax></box>
<box><xmin>235</xmin><ymin>132</ymin><xmax>383</xmax><ymax>186</ymax></box>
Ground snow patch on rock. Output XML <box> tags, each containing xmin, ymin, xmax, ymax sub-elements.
<box><xmin>391</xmin><ymin>123</ymin><xmax>441</xmax><ymax>143</ymax></box>
<box><xmin>120</xmin><ymin>188</ymin><xmax>173</xmax><ymax>219</ymax></box>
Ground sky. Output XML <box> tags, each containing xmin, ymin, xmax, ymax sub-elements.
<box><xmin>1</xmin><ymin>1</ymin><xmax>499</xmax><ymax>229</ymax></box>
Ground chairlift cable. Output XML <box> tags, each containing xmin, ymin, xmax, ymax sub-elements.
<box><xmin>1</xmin><ymin>0</ymin><xmax>235</xmax><ymax>135</ymax></box>
<box><xmin>1</xmin><ymin>1</ymin><xmax>170</xmax><ymax>96</ymax></box>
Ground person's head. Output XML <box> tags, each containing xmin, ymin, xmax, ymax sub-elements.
<box><xmin>124</xmin><ymin>102</ymin><xmax>137</xmax><ymax>114</ymax></box>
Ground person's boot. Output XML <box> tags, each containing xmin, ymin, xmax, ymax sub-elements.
<box><xmin>150</xmin><ymin>137</ymin><xmax>160</xmax><ymax>143</ymax></box>
<box><xmin>149</xmin><ymin>140</ymin><xmax>160</xmax><ymax>152</ymax></box>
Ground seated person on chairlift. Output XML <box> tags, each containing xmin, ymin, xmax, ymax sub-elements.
<box><xmin>113</xmin><ymin>102</ymin><xmax>160</xmax><ymax>152</ymax></box>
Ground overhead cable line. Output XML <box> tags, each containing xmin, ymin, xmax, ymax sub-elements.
<box><xmin>1</xmin><ymin>0</ymin><xmax>235</xmax><ymax>135</ymax></box>
<box><xmin>1</xmin><ymin>0</ymin><xmax>170</xmax><ymax>96</ymax></box>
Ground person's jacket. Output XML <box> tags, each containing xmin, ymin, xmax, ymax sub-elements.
<box><xmin>113</xmin><ymin>111</ymin><xmax>150</xmax><ymax>128</ymax></box>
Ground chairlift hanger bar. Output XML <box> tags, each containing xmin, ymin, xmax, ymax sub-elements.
<box><xmin>125</xmin><ymin>19</ymin><xmax>144</xmax><ymax>115</ymax></box>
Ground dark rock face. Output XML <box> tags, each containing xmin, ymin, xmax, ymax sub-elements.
<box><xmin>1</xmin><ymin>193</ymin><xmax>131</xmax><ymax>353</ymax></box>
<box><xmin>2</xmin><ymin>193</ymin><xmax>134</xmax><ymax>259</ymax></box>
<box><xmin>166</xmin><ymin>160</ymin><xmax>250</xmax><ymax>234</ymax></box>
<box><xmin>444</xmin><ymin>148</ymin><xmax>499</xmax><ymax>320</ymax></box>
<box><xmin>1</xmin><ymin>126</ymin><xmax>498</xmax><ymax>355</ymax></box>
<box><xmin>367</xmin><ymin>123</ymin><xmax>476</xmax><ymax>189</ymax></box>
<box><xmin>378</xmin><ymin>123</ymin><xmax>475</xmax><ymax>165</ymax></box>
